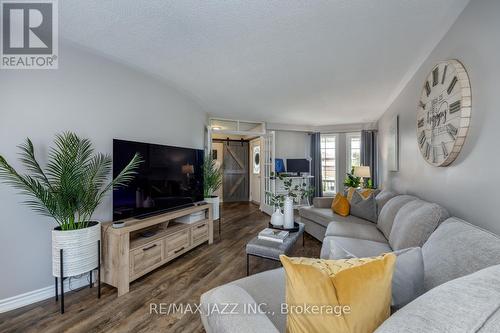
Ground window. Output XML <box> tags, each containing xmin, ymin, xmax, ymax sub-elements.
<box><xmin>320</xmin><ymin>134</ymin><xmax>337</xmax><ymax>195</ymax></box>
<box><xmin>346</xmin><ymin>133</ymin><xmax>361</xmax><ymax>173</ymax></box>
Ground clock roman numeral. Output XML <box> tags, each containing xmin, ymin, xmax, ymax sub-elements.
<box><xmin>418</xmin><ymin>131</ymin><xmax>426</xmax><ymax>146</ymax></box>
<box><xmin>441</xmin><ymin>142</ymin><xmax>449</xmax><ymax>158</ymax></box>
<box><xmin>419</xmin><ymin>101</ymin><xmax>426</xmax><ymax>110</ymax></box>
<box><xmin>425</xmin><ymin>81</ymin><xmax>431</xmax><ymax>97</ymax></box>
<box><xmin>424</xmin><ymin>142</ymin><xmax>431</xmax><ymax>159</ymax></box>
<box><xmin>449</xmin><ymin>100</ymin><xmax>461</xmax><ymax>114</ymax></box>
<box><xmin>432</xmin><ymin>67</ymin><xmax>439</xmax><ymax>86</ymax></box>
<box><xmin>418</xmin><ymin>131</ymin><xmax>426</xmax><ymax>144</ymax></box>
<box><xmin>446</xmin><ymin>123</ymin><xmax>458</xmax><ymax>140</ymax></box>
<box><xmin>432</xmin><ymin>146</ymin><xmax>437</xmax><ymax>163</ymax></box>
<box><xmin>417</xmin><ymin>118</ymin><xmax>424</xmax><ymax>128</ymax></box>
<box><xmin>441</xmin><ymin>65</ymin><xmax>447</xmax><ymax>84</ymax></box>
<box><xmin>447</xmin><ymin>76</ymin><xmax>458</xmax><ymax>95</ymax></box>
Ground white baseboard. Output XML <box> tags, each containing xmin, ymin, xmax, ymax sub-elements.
<box><xmin>0</xmin><ymin>273</ymin><xmax>93</xmax><ymax>313</ymax></box>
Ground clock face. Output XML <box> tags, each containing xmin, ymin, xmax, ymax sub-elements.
<box><xmin>417</xmin><ymin>60</ymin><xmax>471</xmax><ymax>167</ymax></box>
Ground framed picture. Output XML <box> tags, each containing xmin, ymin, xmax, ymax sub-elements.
<box><xmin>388</xmin><ymin>115</ymin><xmax>399</xmax><ymax>171</ymax></box>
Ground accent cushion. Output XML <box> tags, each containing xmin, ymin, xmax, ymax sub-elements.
<box><xmin>422</xmin><ymin>217</ymin><xmax>500</xmax><ymax>291</ymax></box>
<box><xmin>281</xmin><ymin>254</ymin><xmax>396</xmax><ymax>333</ymax></box>
<box><xmin>389</xmin><ymin>200</ymin><xmax>449</xmax><ymax>250</ymax></box>
<box><xmin>325</xmin><ymin>220</ymin><xmax>388</xmax><ymax>243</ymax></box>
<box><xmin>345</xmin><ymin>187</ymin><xmax>376</xmax><ymax>202</ymax></box>
<box><xmin>332</xmin><ymin>193</ymin><xmax>350</xmax><ymax>216</ymax></box>
<box><xmin>350</xmin><ymin>190</ymin><xmax>378</xmax><ymax>223</ymax></box>
<box><xmin>321</xmin><ymin>236</ymin><xmax>392</xmax><ymax>259</ymax></box>
<box><xmin>375</xmin><ymin>264</ymin><xmax>500</xmax><ymax>333</ymax></box>
<box><xmin>377</xmin><ymin>195</ymin><xmax>419</xmax><ymax>239</ymax></box>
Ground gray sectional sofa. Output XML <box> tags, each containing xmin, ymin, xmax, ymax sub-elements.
<box><xmin>200</xmin><ymin>191</ymin><xmax>500</xmax><ymax>332</ymax></box>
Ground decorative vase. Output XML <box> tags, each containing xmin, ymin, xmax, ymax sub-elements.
<box><xmin>271</xmin><ymin>208</ymin><xmax>284</xmax><ymax>227</ymax></box>
<box><xmin>283</xmin><ymin>196</ymin><xmax>294</xmax><ymax>229</ymax></box>
<box><xmin>204</xmin><ymin>196</ymin><xmax>220</xmax><ymax>220</ymax></box>
<box><xmin>52</xmin><ymin>221</ymin><xmax>101</xmax><ymax>278</ymax></box>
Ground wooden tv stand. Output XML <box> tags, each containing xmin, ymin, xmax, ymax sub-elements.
<box><xmin>101</xmin><ymin>204</ymin><xmax>213</xmax><ymax>296</ymax></box>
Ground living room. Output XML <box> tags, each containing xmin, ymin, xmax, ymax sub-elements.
<box><xmin>1</xmin><ymin>0</ymin><xmax>500</xmax><ymax>332</ymax></box>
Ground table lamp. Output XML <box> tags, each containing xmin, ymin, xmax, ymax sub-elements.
<box><xmin>354</xmin><ymin>166</ymin><xmax>371</xmax><ymax>188</ymax></box>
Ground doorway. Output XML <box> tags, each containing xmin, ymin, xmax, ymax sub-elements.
<box><xmin>221</xmin><ymin>140</ymin><xmax>249</xmax><ymax>202</ymax></box>
<box><xmin>206</xmin><ymin>119</ymin><xmax>266</xmax><ymax>205</ymax></box>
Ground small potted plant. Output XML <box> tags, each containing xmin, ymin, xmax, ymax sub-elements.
<box><xmin>343</xmin><ymin>167</ymin><xmax>361</xmax><ymax>189</ymax></box>
<box><xmin>203</xmin><ymin>153</ymin><xmax>223</xmax><ymax>220</ymax></box>
<box><xmin>0</xmin><ymin>132</ymin><xmax>142</xmax><ymax>280</ymax></box>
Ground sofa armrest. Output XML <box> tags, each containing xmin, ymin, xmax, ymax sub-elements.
<box><xmin>313</xmin><ymin>196</ymin><xmax>334</xmax><ymax>208</ymax></box>
<box><xmin>200</xmin><ymin>284</ymin><xmax>279</xmax><ymax>333</ymax></box>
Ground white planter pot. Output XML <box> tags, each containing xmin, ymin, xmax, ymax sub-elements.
<box><xmin>283</xmin><ymin>196</ymin><xmax>294</xmax><ymax>229</ymax></box>
<box><xmin>271</xmin><ymin>208</ymin><xmax>284</xmax><ymax>227</ymax></box>
<box><xmin>204</xmin><ymin>196</ymin><xmax>220</xmax><ymax>220</ymax></box>
<box><xmin>52</xmin><ymin>221</ymin><xmax>101</xmax><ymax>278</ymax></box>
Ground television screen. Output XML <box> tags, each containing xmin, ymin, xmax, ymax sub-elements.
<box><xmin>113</xmin><ymin>139</ymin><xmax>204</xmax><ymax>221</ymax></box>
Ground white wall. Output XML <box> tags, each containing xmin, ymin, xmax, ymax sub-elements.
<box><xmin>275</xmin><ymin>130</ymin><xmax>311</xmax><ymax>161</ymax></box>
<box><xmin>0</xmin><ymin>43</ymin><xmax>206</xmax><ymax>299</ymax></box>
<box><xmin>378</xmin><ymin>0</ymin><xmax>500</xmax><ymax>234</ymax></box>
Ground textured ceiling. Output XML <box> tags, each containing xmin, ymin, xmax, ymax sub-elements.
<box><xmin>60</xmin><ymin>0</ymin><xmax>469</xmax><ymax>125</ymax></box>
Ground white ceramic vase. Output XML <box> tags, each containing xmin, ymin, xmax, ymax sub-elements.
<box><xmin>283</xmin><ymin>196</ymin><xmax>294</xmax><ymax>229</ymax></box>
<box><xmin>204</xmin><ymin>196</ymin><xmax>220</xmax><ymax>220</ymax></box>
<box><xmin>271</xmin><ymin>208</ymin><xmax>284</xmax><ymax>227</ymax></box>
<box><xmin>52</xmin><ymin>221</ymin><xmax>101</xmax><ymax>278</ymax></box>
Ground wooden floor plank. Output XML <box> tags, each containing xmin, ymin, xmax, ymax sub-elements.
<box><xmin>0</xmin><ymin>202</ymin><xmax>321</xmax><ymax>332</ymax></box>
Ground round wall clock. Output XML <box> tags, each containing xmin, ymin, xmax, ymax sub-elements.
<box><xmin>417</xmin><ymin>59</ymin><xmax>471</xmax><ymax>167</ymax></box>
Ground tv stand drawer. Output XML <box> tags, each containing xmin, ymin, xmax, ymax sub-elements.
<box><xmin>192</xmin><ymin>221</ymin><xmax>209</xmax><ymax>244</ymax></box>
<box><xmin>130</xmin><ymin>240</ymin><xmax>163</xmax><ymax>276</ymax></box>
<box><xmin>164</xmin><ymin>230</ymin><xmax>190</xmax><ymax>258</ymax></box>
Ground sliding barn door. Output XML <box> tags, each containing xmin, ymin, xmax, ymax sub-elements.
<box><xmin>260</xmin><ymin>131</ymin><xmax>275</xmax><ymax>215</ymax></box>
<box><xmin>223</xmin><ymin>141</ymin><xmax>249</xmax><ymax>202</ymax></box>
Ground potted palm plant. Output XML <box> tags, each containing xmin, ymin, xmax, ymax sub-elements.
<box><xmin>0</xmin><ymin>132</ymin><xmax>142</xmax><ymax>279</ymax></box>
<box><xmin>203</xmin><ymin>153</ymin><xmax>223</xmax><ymax>220</ymax></box>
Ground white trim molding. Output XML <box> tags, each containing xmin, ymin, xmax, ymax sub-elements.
<box><xmin>266</xmin><ymin>122</ymin><xmax>377</xmax><ymax>133</ymax></box>
<box><xmin>0</xmin><ymin>274</ymin><xmax>91</xmax><ymax>313</ymax></box>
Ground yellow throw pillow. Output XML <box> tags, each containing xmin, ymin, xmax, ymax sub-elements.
<box><xmin>346</xmin><ymin>187</ymin><xmax>357</xmax><ymax>202</ymax></box>
<box><xmin>360</xmin><ymin>188</ymin><xmax>374</xmax><ymax>199</ymax></box>
<box><xmin>346</xmin><ymin>187</ymin><xmax>374</xmax><ymax>202</ymax></box>
<box><xmin>332</xmin><ymin>193</ymin><xmax>350</xmax><ymax>216</ymax></box>
<box><xmin>280</xmin><ymin>254</ymin><xmax>396</xmax><ymax>333</ymax></box>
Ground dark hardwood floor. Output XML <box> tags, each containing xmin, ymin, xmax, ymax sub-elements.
<box><xmin>0</xmin><ymin>202</ymin><xmax>321</xmax><ymax>333</ymax></box>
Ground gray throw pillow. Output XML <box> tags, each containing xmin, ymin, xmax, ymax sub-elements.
<box><xmin>392</xmin><ymin>247</ymin><xmax>425</xmax><ymax>309</ymax></box>
<box><xmin>350</xmin><ymin>190</ymin><xmax>378</xmax><ymax>223</ymax></box>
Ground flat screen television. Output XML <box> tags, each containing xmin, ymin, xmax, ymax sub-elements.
<box><xmin>113</xmin><ymin>139</ymin><xmax>204</xmax><ymax>221</ymax></box>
